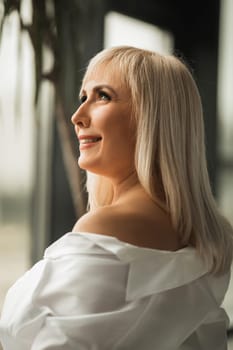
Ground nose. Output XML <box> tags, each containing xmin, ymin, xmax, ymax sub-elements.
<box><xmin>71</xmin><ymin>103</ymin><xmax>90</xmax><ymax>128</ymax></box>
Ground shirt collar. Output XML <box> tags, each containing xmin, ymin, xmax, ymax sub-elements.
<box><xmin>76</xmin><ymin>233</ymin><xmax>210</xmax><ymax>300</ymax></box>
<box><xmin>45</xmin><ymin>232</ymin><xmax>210</xmax><ymax>301</ymax></box>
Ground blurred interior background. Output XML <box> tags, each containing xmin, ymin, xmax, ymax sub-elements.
<box><xmin>0</xmin><ymin>0</ymin><xmax>232</xmax><ymax>346</ymax></box>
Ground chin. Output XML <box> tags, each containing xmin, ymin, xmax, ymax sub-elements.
<box><xmin>78</xmin><ymin>157</ymin><xmax>101</xmax><ymax>173</ymax></box>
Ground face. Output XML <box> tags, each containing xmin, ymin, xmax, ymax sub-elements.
<box><xmin>71</xmin><ymin>65</ymin><xmax>136</xmax><ymax>182</ymax></box>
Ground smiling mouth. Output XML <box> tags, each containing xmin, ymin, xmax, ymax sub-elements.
<box><xmin>79</xmin><ymin>137</ymin><xmax>102</xmax><ymax>144</ymax></box>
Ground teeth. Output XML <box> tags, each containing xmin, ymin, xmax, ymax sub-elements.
<box><xmin>80</xmin><ymin>138</ymin><xmax>101</xmax><ymax>144</ymax></box>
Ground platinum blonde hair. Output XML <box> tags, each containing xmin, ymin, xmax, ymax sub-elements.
<box><xmin>83</xmin><ymin>46</ymin><xmax>233</xmax><ymax>275</ymax></box>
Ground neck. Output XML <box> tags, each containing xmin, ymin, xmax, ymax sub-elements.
<box><xmin>111</xmin><ymin>171</ymin><xmax>142</xmax><ymax>204</ymax></box>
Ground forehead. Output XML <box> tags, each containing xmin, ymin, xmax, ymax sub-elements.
<box><xmin>82</xmin><ymin>62</ymin><xmax>127</xmax><ymax>91</ymax></box>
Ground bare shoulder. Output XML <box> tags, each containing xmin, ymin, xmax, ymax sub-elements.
<box><xmin>72</xmin><ymin>203</ymin><xmax>181</xmax><ymax>251</ymax></box>
<box><xmin>72</xmin><ymin>206</ymin><xmax>130</xmax><ymax>238</ymax></box>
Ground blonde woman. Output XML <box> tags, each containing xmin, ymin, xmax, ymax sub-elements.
<box><xmin>0</xmin><ymin>46</ymin><xmax>232</xmax><ymax>349</ymax></box>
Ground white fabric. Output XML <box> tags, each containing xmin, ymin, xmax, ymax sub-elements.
<box><xmin>0</xmin><ymin>232</ymin><xmax>230</xmax><ymax>350</ymax></box>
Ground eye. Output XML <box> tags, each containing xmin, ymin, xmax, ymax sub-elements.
<box><xmin>98</xmin><ymin>91</ymin><xmax>111</xmax><ymax>101</ymax></box>
<box><xmin>79</xmin><ymin>95</ymin><xmax>87</xmax><ymax>104</ymax></box>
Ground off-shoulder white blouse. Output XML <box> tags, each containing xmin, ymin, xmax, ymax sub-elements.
<box><xmin>0</xmin><ymin>232</ymin><xmax>230</xmax><ymax>349</ymax></box>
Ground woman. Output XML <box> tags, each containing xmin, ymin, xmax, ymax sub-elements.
<box><xmin>0</xmin><ymin>46</ymin><xmax>232</xmax><ymax>349</ymax></box>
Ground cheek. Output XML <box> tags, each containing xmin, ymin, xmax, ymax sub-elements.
<box><xmin>103</xmin><ymin>120</ymin><xmax>136</xmax><ymax>159</ymax></box>
<box><xmin>118</xmin><ymin>118</ymin><xmax>136</xmax><ymax>147</ymax></box>
<box><xmin>103</xmin><ymin>108</ymin><xmax>135</xmax><ymax>139</ymax></box>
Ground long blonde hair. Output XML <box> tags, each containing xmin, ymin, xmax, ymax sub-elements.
<box><xmin>83</xmin><ymin>46</ymin><xmax>233</xmax><ymax>275</ymax></box>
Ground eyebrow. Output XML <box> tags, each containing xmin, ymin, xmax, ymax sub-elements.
<box><xmin>79</xmin><ymin>84</ymin><xmax>118</xmax><ymax>98</ymax></box>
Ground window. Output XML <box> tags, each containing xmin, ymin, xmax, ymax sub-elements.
<box><xmin>218</xmin><ymin>0</ymin><xmax>233</xmax><ymax>325</ymax></box>
<box><xmin>104</xmin><ymin>11</ymin><xmax>173</xmax><ymax>54</ymax></box>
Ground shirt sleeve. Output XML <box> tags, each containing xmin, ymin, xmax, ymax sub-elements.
<box><xmin>0</xmin><ymin>233</ymin><xmax>230</xmax><ymax>350</ymax></box>
<box><xmin>31</xmin><ymin>273</ymin><xmax>229</xmax><ymax>350</ymax></box>
<box><xmin>0</xmin><ymin>247</ymin><xmax>135</xmax><ymax>350</ymax></box>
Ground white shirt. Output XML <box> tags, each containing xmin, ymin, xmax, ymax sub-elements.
<box><xmin>0</xmin><ymin>232</ymin><xmax>230</xmax><ymax>350</ymax></box>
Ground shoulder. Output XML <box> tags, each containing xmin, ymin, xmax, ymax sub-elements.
<box><xmin>72</xmin><ymin>204</ymin><xmax>181</xmax><ymax>251</ymax></box>
<box><xmin>72</xmin><ymin>206</ymin><xmax>132</xmax><ymax>238</ymax></box>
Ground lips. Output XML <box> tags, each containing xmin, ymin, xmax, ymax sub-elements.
<box><xmin>79</xmin><ymin>137</ymin><xmax>102</xmax><ymax>144</ymax></box>
<box><xmin>78</xmin><ymin>135</ymin><xmax>102</xmax><ymax>145</ymax></box>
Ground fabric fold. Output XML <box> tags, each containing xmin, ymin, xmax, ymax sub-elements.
<box><xmin>0</xmin><ymin>231</ymin><xmax>230</xmax><ymax>350</ymax></box>
<box><xmin>67</xmin><ymin>232</ymin><xmax>209</xmax><ymax>300</ymax></box>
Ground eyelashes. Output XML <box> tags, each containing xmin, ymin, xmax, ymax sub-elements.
<box><xmin>80</xmin><ymin>95</ymin><xmax>87</xmax><ymax>104</ymax></box>
<box><xmin>98</xmin><ymin>91</ymin><xmax>111</xmax><ymax>101</ymax></box>
<box><xmin>79</xmin><ymin>90</ymin><xmax>111</xmax><ymax>104</ymax></box>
